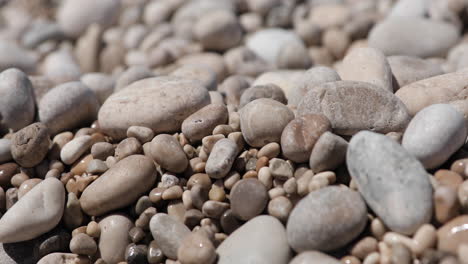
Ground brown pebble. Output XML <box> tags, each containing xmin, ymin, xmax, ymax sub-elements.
<box><xmin>70</xmin><ymin>154</ymin><xmax>93</xmax><ymax>176</ymax></box>
<box><xmin>255</xmin><ymin>156</ymin><xmax>269</xmax><ymax>171</ymax></box>
<box><xmin>151</xmin><ymin>134</ymin><xmax>188</xmax><ymax>173</ymax></box>
<box><xmin>184</xmin><ymin>209</ymin><xmax>204</xmax><ymax>229</ymax></box>
<box><xmin>0</xmin><ymin>163</ymin><xmax>19</xmax><ymax>188</ymax></box>
<box><xmin>434</xmin><ymin>185</ymin><xmax>460</xmax><ymax>224</ymax></box>
<box><xmin>162</xmin><ymin>185</ymin><xmax>183</xmax><ymax>200</ymax></box>
<box><xmin>435</xmin><ymin>169</ymin><xmax>464</xmax><ymax>189</ymax></box>
<box><xmin>257</xmin><ymin>142</ymin><xmax>280</xmax><ymax>159</ymax></box>
<box><xmin>242</xmin><ymin>170</ymin><xmax>258</xmax><ymax>179</ymax></box>
<box><xmin>148</xmin><ymin>240</ymin><xmax>165</xmax><ymax>264</ymax></box>
<box><xmin>10</xmin><ymin>173</ymin><xmax>29</xmax><ymax>188</ymax></box>
<box><xmin>223</xmin><ymin>171</ymin><xmax>240</xmax><ymax>190</ymax></box>
<box><xmin>187</xmin><ymin>173</ymin><xmax>211</xmax><ymax>190</ymax></box>
<box><xmin>127</xmin><ymin>126</ymin><xmax>155</xmax><ymax>144</ymax></box>
<box><xmin>91</xmin><ymin>142</ymin><xmax>114</xmax><ymax>160</ymax></box>
<box><xmin>70</xmin><ymin>233</ymin><xmax>97</xmax><ymax>255</ymax></box>
<box><xmin>220</xmin><ymin>209</ymin><xmax>241</xmax><ymax>235</ymax></box>
<box><xmin>202</xmin><ymin>200</ymin><xmax>230</xmax><ymax>219</ymax></box>
<box><xmin>129</xmin><ymin>227</ymin><xmax>145</xmax><ymax>243</ymax></box>
<box><xmin>149</xmin><ymin>187</ymin><xmax>166</xmax><ymax>204</ymax></box>
<box><xmin>178</xmin><ymin>231</ymin><xmax>216</xmax><ymax>264</ymax></box>
<box><xmin>451</xmin><ymin>158</ymin><xmax>468</xmax><ymax>178</ymax></box>
<box><xmin>208</xmin><ymin>183</ymin><xmax>226</xmax><ymax>202</ymax></box>
<box><xmin>72</xmin><ymin>226</ymin><xmax>87</xmax><ymax>237</ymax></box>
<box><xmin>191</xmin><ymin>184</ymin><xmax>208</xmax><ymax>210</ymax></box>
<box><xmin>115</xmin><ymin>137</ymin><xmax>142</xmax><ymax>161</ymax></box>
<box><xmin>437</xmin><ymin>215</ymin><xmax>468</xmax><ymax>254</ymax></box>
<box><xmin>341</xmin><ymin>255</ymin><xmax>361</xmax><ymax>264</ymax></box>
<box><xmin>230</xmin><ymin>178</ymin><xmax>268</xmax><ymax>221</ymax></box>
<box><xmin>86</xmin><ymin>221</ymin><xmax>100</xmax><ymax>238</ymax></box>
<box><xmin>267</xmin><ymin>196</ymin><xmax>293</xmax><ymax>223</ymax></box>
<box><xmin>351</xmin><ymin>236</ymin><xmax>378</xmax><ymax>260</ymax></box>
<box><xmin>17</xmin><ymin>178</ymin><xmax>42</xmax><ymax>199</ymax></box>
<box><xmin>11</xmin><ymin>122</ymin><xmax>50</xmax><ymax>168</ymax></box>
<box><xmin>168</xmin><ymin>200</ymin><xmax>186</xmax><ymax>223</ymax></box>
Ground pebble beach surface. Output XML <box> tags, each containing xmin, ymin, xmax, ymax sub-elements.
<box><xmin>1</xmin><ymin>0</ymin><xmax>468</xmax><ymax>263</ymax></box>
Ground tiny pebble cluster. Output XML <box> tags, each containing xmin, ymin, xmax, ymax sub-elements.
<box><xmin>1</xmin><ymin>0</ymin><xmax>468</xmax><ymax>264</ymax></box>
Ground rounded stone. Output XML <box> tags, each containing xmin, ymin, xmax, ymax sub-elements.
<box><xmin>182</xmin><ymin>104</ymin><xmax>228</xmax><ymax>142</ymax></box>
<box><xmin>240</xmin><ymin>98</ymin><xmax>294</xmax><ymax>147</ymax></box>
<box><xmin>39</xmin><ymin>82</ymin><xmax>100</xmax><ymax>135</ymax></box>
<box><xmin>297</xmin><ymin>81</ymin><xmax>410</xmax><ymax>135</ymax></box>
<box><xmin>216</xmin><ymin>215</ymin><xmax>290</xmax><ymax>264</ymax></box>
<box><xmin>239</xmin><ymin>84</ymin><xmax>287</xmax><ymax>108</ymax></box>
<box><xmin>57</xmin><ymin>0</ymin><xmax>121</xmax><ymax>38</ymax></box>
<box><xmin>230</xmin><ymin>178</ymin><xmax>268</xmax><ymax>221</ymax></box>
<box><xmin>402</xmin><ymin>104</ymin><xmax>467</xmax><ymax>169</ymax></box>
<box><xmin>69</xmin><ymin>233</ymin><xmax>97</xmax><ymax>256</ymax></box>
<box><xmin>149</xmin><ymin>213</ymin><xmax>191</xmax><ymax>260</ymax></box>
<box><xmin>99</xmin><ymin>214</ymin><xmax>133</xmax><ymax>264</ymax></box>
<box><xmin>281</xmin><ymin>114</ymin><xmax>331</xmax><ymax>163</ymax></box>
<box><xmin>114</xmin><ymin>137</ymin><xmax>142</xmax><ymax>161</ymax></box>
<box><xmin>309</xmin><ymin>132</ymin><xmax>348</xmax><ymax>173</ymax></box>
<box><xmin>0</xmin><ymin>178</ymin><xmax>65</xmax><ymax>243</ymax></box>
<box><xmin>437</xmin><ymin>215</ymin><xmax>468</xmax><ymax>254</ymax></box>
<box><xmin>347</xmin><ymin>131</ymin><xmax>433</xmax><ymax>235</ymax></box>
<box><xmin>287</xmin><ymin>186</ymin><xmax>367</xmax><ymax>252</ymax></box>
<box><xmin>388</xmin><ymin>55</ymin><xmax>443</xmax><ymax>88</ymax></box>
<box><xmin>98</xmin><ymin>76</ymin><xmax>210</xmax><ymax>140</ymax></box>
<box><xmin>37</xmin><ymin>253</ymin><xmax>87</xmax><ymax>264</ymax></box>
<box><xmin>206</xmin><ymin>139</ymin><xmax>238</xmax><ymax>179</ymax></box>
<box><xmin>338</xmin><ymin>47</ymin><xmax>393</xmax><ymax>92</ymax></box>
<box><xmin>368</xmin><ymin>17</ymin><xmax>459</xmax><ymax>58</ymax></box>
<box><xmin>178</xmin><ymin>231</ymin><xmax>216</xmax><ymax>264</ymax></box>
<box><xmin>80</xmin><ymin>155</ymin><xmax>156</xmax><ymax>216</ymax></box>
<box><xmin>290</xmin><ymin>251</ymin><xmax>341</xmax><ymax>264</ymax></box>
<box><xmin>150</xmin><ymin>134</ymin><xmax>188</xmax><ymax>173</ymax></box>
<box><xmin>0</xmin><ymin>68</ymin><xmax>35</xmax><ymax>132</ymax></box>
<box><xmin>194</xmin><ymin>10</ymin><xmax>242</xmax><ymax>52</ymax></box>
<box><xmin>60</xmin><ymin>135</ymin><xmax>93</xmax><ymax>165</ymax></box>
<box><xmin>11</xmin><ymin>123</ymin><xmax>50</xmax><ymax>168</ymax></box>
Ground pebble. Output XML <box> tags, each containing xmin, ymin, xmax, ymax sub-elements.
<box><xmin>60</xmin><ymin>135</ymin><xmax>93</xmax><ymax>165</ymax></box>
<box><xmin>182</xmin><ymin>104</ymin><xmax>228</xmax><ymax>142</ymax></box>
<box><xmin>276</xmin><ymin>41</ymin><xmax>312</xmax><ymax>69</ymax></box>
<box><xmin>217</xmin><ymin>215</ymin><xmax>290</xmax><ymax>264</ymax></box>
<box><xmin>17</xmin><ymin>178</ymin><xmax>42</xmax><ymax>199</ymax></box>
<box><xmin>239</xmin><ymin>84</ymin><xmax>287</xmax><ymax>108</ymax></box>
<box><xmin>114</xmin><ymin>66</ymin><xmax>154</xmax><ymax>92</ymax></box>
<box><xmin>80</xmin><ymin>155</ymin><xmax>156</xmax><ymax>216</ymax></box>
<box><xmin>57</xmin><ymin>0</ymin><xmax>121</xmax><ymax>38</ymax></box>
<box><xmin>239</xmin><ymin>98</ymin><xmax>294</xmax><ymax>147</ymax></box>
<box><xmin>194</xmin><ymin>10</ymin><xmax>242</xmax><ymax>52</ymax></box>
<box><xmin>114</xmin><ymin>137</ymin><xmax>142</xmax><ymax>161</ymax></box>
<box><xmin>91</xmin><ymin>142</ymin><xmax>114</xmax><ymax>160</ymax></box>
<box><xmin>437</xmin><ymin>215</ymin><xmax>468</xmax><ymax>254</ymax></box>
<box><xmin>98</xmin><ymin>76</ymin><xmax>210</xmax><ymax>140</ymax></box>
<box><xmin>80</xmin><ymin>73</ymin><xmax>115</xmax><ymax>104</ymax></box>
<box><xmin>269</xmin><ymin>158</ymin><xmax>294</xmax><ymax>180</ymax></box>
<box><xmin>39</xmin><ymin>82</ymin><xmax>100</xmax><ymax>135</ymax></box>
<box><xmin>268</xmin><ymin>196</ymin><xmax>293</xmax><ymax>222</ymax></box>
<box><xmin>230</xmin><ymin>178</ymin><xmax>268</xmax><ymax>221</ymax></box>
<box><xmin>287</xmin><ymin>186</ymin><xmax>367</xmax><ymax>252</ymax></box>
<box><xmin>99</xmin><ymin>214</ymin><xmax>134</xmax><ymax>264</ymax></box>
<box><xmin>86</xmin><ymin>159</ymin><xmax>108</xmax><ymax>174</ymax></box>
<box><xmin>246</xmin><ymin>28</ymin><xmax>304</xmax><ymax>64</ymax></box>
<box><xmin>150</xmin><ymin>134</ymin><xmax>188</xmax><ymax>173</ymax></box>
<box><xmin>149</xmin><ymin>213</ymin><xmax>191</xmax><ymax>259</ymax></box>
<box><xmin>64</xmin><ymin>192</ymin><xmax>83</xmax><ymax>230</ymax></box>
<box><xmin>0</xmin><ymin>139</ymin><xmax>12</xmax><ymax>163</ymax></box>
<box><xmin>338</xmin><ymin>47</ymin><xmax>393</xmax><ymax>92</ymax></box>
<box><xmin>309</xmin><ymin>132</ymin><xmax>348</xmax><ymax>173</ymax></box>
<box><xmin>125</xmin><ymin>244</ymin><xmax>148</xmax><ymax>264</ymax></box>
<box><xmin>69</xmin><ymin>233</ymin><xmax>97</xmax><ymax>256</ymax></box>
<box><xmin>37</xmin><ymin>253</ymin><xmax>88</xmax><ymax>264</ymax></box>
<box><xmin>388</xmin><ymin>56</ymin><xmax>444</xmax><ymax>88</ymax></box>
<box><xmin>126</xmin><ymin>126</ymin><xmax>155</xmax><ymax>144</ymax></box>
<box><xmin>297</xmin><ymin>81</ymin><xmax>410</xmax><ymax>135</ymax></box>
<box><xmin>290</xmin><ymin>251</ymin><xmax>341</xmax><ymax>264</ymax></box>
<box><xmin>347</xmin><ymin>131</ymin><xmax>433</xmax><ymax>235</ymax></box>
<box><xmin>281</xmin><ymin>114</ymin><xmax>331</xmax><ymax>163</ymax></box>
<box><xmin>177</xmin><ymin>231</ymin><xmax>216</xmax><ymax>264</ymax></box>
<box><xmin>0</xmin><ymin>68</ymin><xmax>35</xmax><ymax>131</ymax></box>
<box><xmin>0</xmin><ymin>178</ymin><xmax>65</xmax><ymax>243</ymax></box>
<box><xmin>395</xmin><ymin>69</ymin><xmax>468</xmax><ymax>116</ymax></box>
<box><xmin>206</xmin><ymin>139</ymin><xmax>238</xmax><ymax>179</ymax></box>
<box><xmin>368</xmin><ymin>17</ymin><xmax>459</xmax><ymax>58</ymax></box>
<box><xmin>402</xmin><ymin>104</ymin><xmax>466</xmax><ymax>169</ymax></box>
<box><xmin>11</xmin><ymin>123</ymin><xmax>50</xmax><ymax>168</ymax></box>
<box><xmin>288</xmin><ymin>66</ymin><xmax>341</xmax><ymax>107</ymax></box>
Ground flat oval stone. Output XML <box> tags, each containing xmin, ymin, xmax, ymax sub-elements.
<box><xmin>281</xmin><ymin>114</ymin><xmax>331</xmax><ymax>163</ymax></box>
<box><xmin>11</xmin><ymin>123</ymin><xmax>50</xmax><ymax>168</ymax></box>
<box><xmin>338</xmin><ymin>47</ymin><xmax>393</xmax><ymax>92</ymax></box>
<box><xmin>297</xmin><ymin>81</ymin><xmax>410</xmax><ymax>135</ymax></box>
<box><xmin>99</xmin><ymin>214</ymin><xmax>133</xmax><ymax>264</ymax></box>
<box><xmin>240</xmin><ymin>98</ymin><xmax>294</xmax><ymax>147</ymax></box>
<box><xmin>402</xmin><ymin>104</ymin><xmax>466</xmax><ymax>169</ymax></box>
<box><xmin>181</xmin><ymin>104</ymin><xmax>228</xmax><ymax>142</ymax></box>
<box><xmin>39</xmin><ymin>82</ymin><xmax>100</xmax><ymax>135</ymax></box>
<box><xmin>395</xmin><ymin>69</ymin><xmax>468</xmax><ymax>116</ymax></box>
<box><xmin>388</xmin><ymin>56</ymin><xmax>443</xmax><ymax>88</ymax></box>
<box><xmin>290</xmin><ymin>251</ymin><xmax>341</xmax><ymax>264</ymax></box>
<box><xmin>347</xmin><ymin>131</ymin><xmax>433</xmax><ymax>235</ymax></box>
<box><xmin>0</xmin><ymin>178</ymin><xmax>65</xmax><ymax>243</ymax></box>
<box><xmin>287</xmin><ymin>66</ymin><xmax>341</xmax><ymax>107</ymax></box>
<box><xmin>150</xmin><ymin>134</ymin><xmax>188</xmax><ymax>173</ymax></box>
<box><xmin>309</xmin><ymin>132</ymin><xmax>348</xmax><ymax>173</ymax></box>
<box><xmin>206</xmin><ymin>139</ymin><xmax>238</xmax><ymax>179</ymax></box>
<box><xmin>60</xmin><ymin>135</ymin><xmax>93</xmax><ymax>165</ymax></box>
<box><xmin>57</xmin><ymin>0</ymin><xmax>121</xmax><ymax>38</ymax></box>
<box><xmin>437</xmin><ymin>215</ymin><xmax>468</xmax><ymax>254</ymax></box>
<box><xmin>0</xmin><ymin>68</ymin><xmax>35</xmax><ymax>131</ymax></box>
<box><xmin>217</xmin><ymin>215</ymin><xmax>290</xmax><ymax>264</ymax></box>
<box><xmin>230</xmin><ymin>179</ymin><xmax>268</xmax><ymax>221</ymax></box>
<box><xmin>149</xmin><ymin>213</ymin><xmax>191</xmax><ymax>259</ymax></box>
<box><xmin>287</xmin><ymin>186</ymin><xmax>367</xmax><ymax>252</ymax></box>
<box><xmin>98</xmin><ymin>76</ymin><xmax>210</xmax><ymax>140</ymax></box>
<box><xmin>239</xmin><ymin>84</ymin><xmax>287</xmax><ymax>108</ymax></box>
<box><xmin>368</xmin><ymin>18</ymin><xmax>459</xmax><ymax>58</ymax></box>
<box><xmin>37</xmin><ymin>253</ymin><xmax>87</xmax><ymax>264</ymax></box>
<box><xmin>80</xmin><ymin>155</ymin><xmax>156</xmax><ymax>216</ymax></box>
